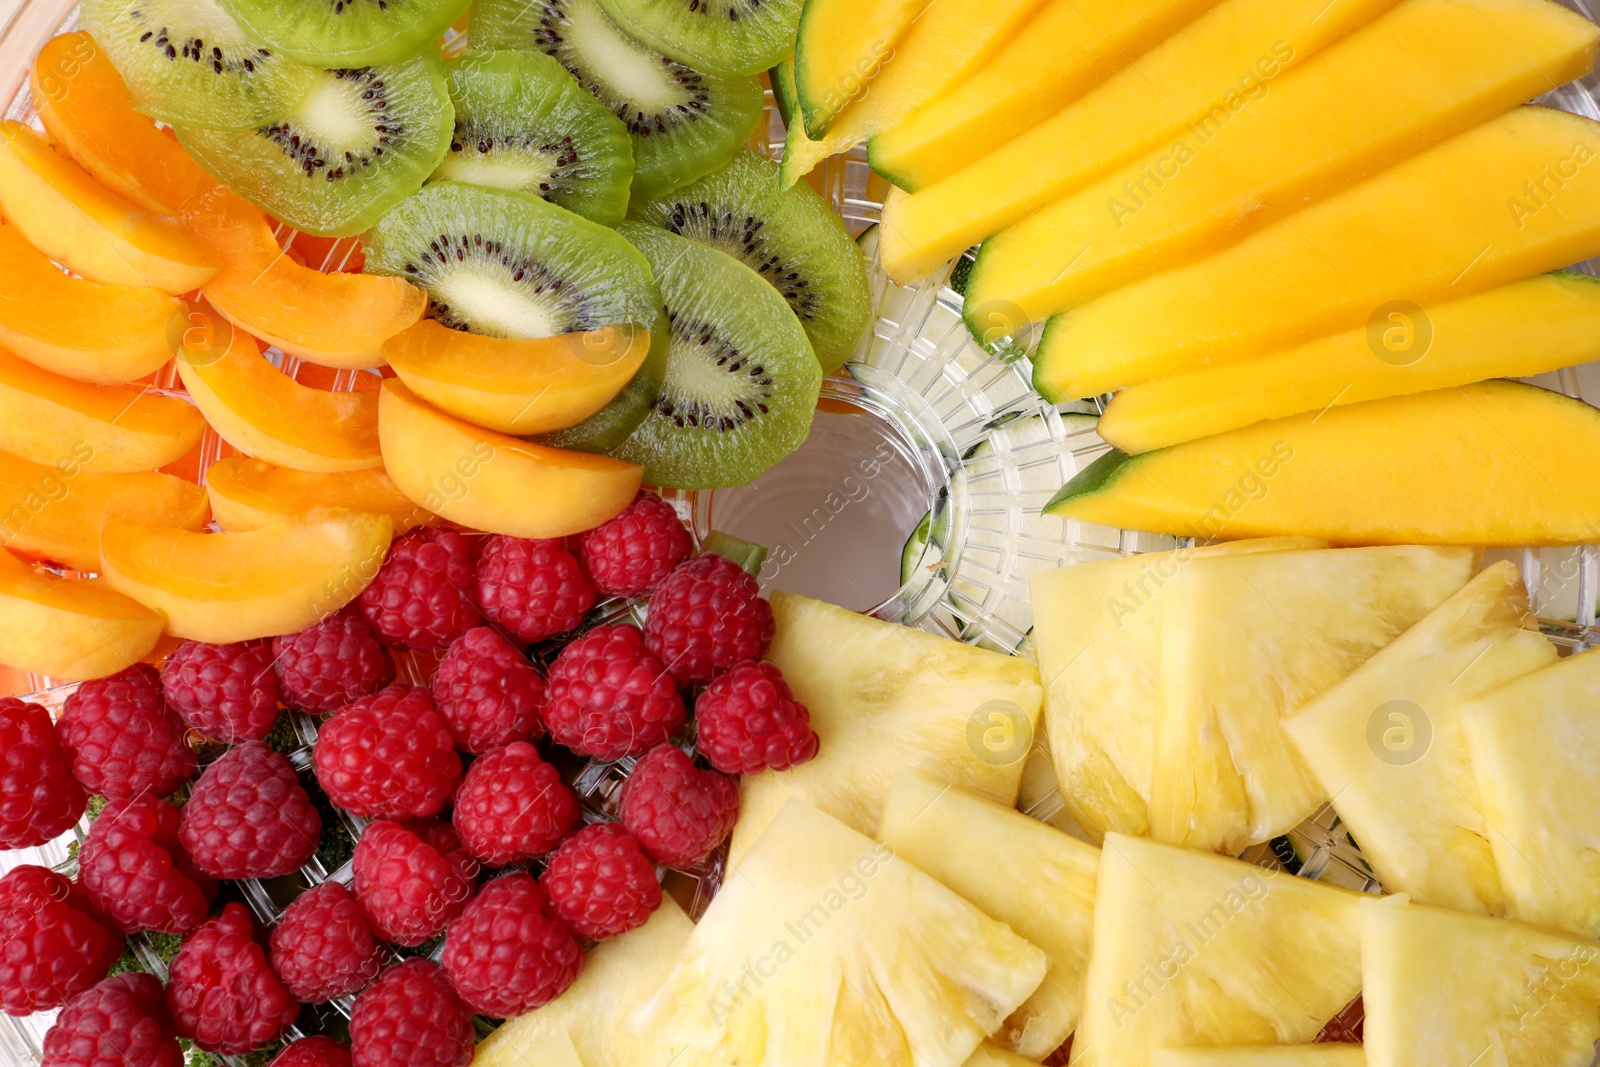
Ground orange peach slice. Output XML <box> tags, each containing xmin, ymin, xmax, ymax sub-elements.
<box><xmin>0</xmin><ymin>448</ymin><xmax>208</xmax><ymax>571</ymax></box>
<box><xmin>379</xmin><ymin>380</ymin><xmax>641</xmax><ymax>538</ymax></box>
<box><xmin>181</xmin><ymin>187</ymin><xmax>424</xmax><ymax>370</ymax></box>
<box><xmin>175</xmin><ymin>325</ymin><xmax>382</xmax><ymax>474</ymax></box>
<box><xmin>0</xmin><ymin>345</ymin><xmax>203</xmax><ymax>472</ymax></box>
<box><xmin>382</xmin><ymin>319</ymin><xmax>651</xmax><ymax>434</ymax></box>
<box><xmin>0</xmin><ymin>121</ymin><xmax>217</xmax><ymax>294</ymax></box>
<box><xmin>0</xmin><ymin>548</ymin><xmax>163</xmax><ymax>680</ymax></box>
<box><xmin>205</xmin><ymin>456</ymin><xmax>433</xmax><ymax>533</ymax></box>
<box><xmin>100</xmin><ymin>509</ymin><xmax>395</xmax><ymax>643</ymax></box>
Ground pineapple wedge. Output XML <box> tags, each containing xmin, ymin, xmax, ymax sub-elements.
<box><xmin>1361</xmin><ymin>895</ymin><xmax>1600</xmax><ymax>1066</ymax></box>
<box><xmin>1283</xmin><ymin>561</ymin><xmax>1557</xmax><ymax>914</ymax></box>
<box><xmin>503</xmin><ymin>1031</ymin><xmax>585</xmax><ymax>1067</ymax></box>
<box><xmin>1151</xmin><ymin>1049</ymin><xmax>1364</xmax><ymax>1067</ymax></box>
<box><xmin>642</xmin><ymin>798</ymin><xmax>1047</xmax><ymax>1067</ymax></box>
<box><xmin>1460</xmin><ymin>648</ymin><xmax>1600</xmax><ymax>937</ymax></box>
<box><xmin>879</xmin><ymin>768</ymin><xmax>1099</xmax><ymax>1059</ymax></box>
<box><xmin>1072</xmin><ymin>833</ymin><xmax>1363</xmax><ymax>1067</ymax></box>
<box><xmin>1152</xmin><ymin>546</ymin><xmax>1477</xmax><ymax>854</ymax></box>
<box><xmin>965</xmin><ymin>1045</ymin><xmax>1043</xmax><ymax>1067</ymax></box>
<box><xmin>470</xmin><ymin>896</ymin><xmax>694</xmax><ymax>1067</ymax></box>
<box><xmin>731</xmin><ymin>592</ymin><xmax>1044</xmax><ymax>866</ymax></box>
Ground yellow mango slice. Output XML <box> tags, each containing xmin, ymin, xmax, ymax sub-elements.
<box><xmin>100</xmin><ymin>510</ymin><xmax>395</xmax><ymax>643</ymax></box>
<box><xmin>379</xmin><ymin>380</ymin><xmax>641</xmax><ymax>538</ymax></box>
<box><xmin>969</xmin><ymin>0</ymin><xmax>1600</xmax><ymax>317</ymax></box>
<box><xmin>792</xmin><ymin>0</ymin><xmax>929</xmax><ymax>137</ymax></box>
<box><xmin>1046</xmin><ymin>381</ymin><xmax>1600</xmax><ymax>547</ymax></box>
<box><xmin>1100</xmin><ymin>272</ymin><xmax>1600</xmax><ymax>453</ymax></box>
<box><xmin>877</xmin><ymin>0</ymin><xmax>1400</xmax><ymax>283</ymax></box>
<box><xmin>0</xmin><ymin>548</ymin><xmax>163</xmax><ymax>681</ymax></box>
<box><xmin>1035</xmin><ymin>106</ymin><xmax>1600</xmax><ymax>399</ymax></box>
<box><xmin>206</xmin><ymin>456</ymin><xmax>433</xmax><ymax>533</ymax></box>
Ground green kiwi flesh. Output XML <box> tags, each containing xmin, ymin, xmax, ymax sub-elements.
<box><xmin>592</xmin><ymin>0</ymin><xmax>802</xmax><ymax>77</ymax></box>
<box><xmin>80</xmin><ymin>0</ymin><xmax>315</xmax><ymax>129</ymax></box>
<box><xmin>611</xmin><ymin>221</ymin><xmax>820</xmax><ymax>488</ymax></box>
<box><xmin>175</xmin><ymin>52</ymin><xmax>454</xmax><ymax>236</ymax></box>
<box><xmin>217</xmin><ymin>0</ymin><xmax>470</xmax><ymax>67</ymax></box>
<box><xmin>431</xmin><ymin>50</ymin><xmax>634</xmax><ymax>226</ymax></box>
<box><xmin>469</xmin><ymin>0</ymin><xmax>763</xmax><ymax>200</ymax></box>
<box><xmin>629</xmin><ymin>148</ymin><xmax>870</xmax><ymax>372</ymax></box>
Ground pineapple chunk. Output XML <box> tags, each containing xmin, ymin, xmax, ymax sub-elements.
<box><xmin>470</xmin><ymin>896</ymin><xmax>694</xmax><ymax>1067</ymax></box>
<box><xmin>1072</xmin><ymin>833</ymin><xmax>1363</xmax><ymax>1067</ymax></box>
<box><xmin>1361</xmin><ymin>895</ymin><xmax>1600</xmax><ymax>1066</ymax></box>
<box><xmin>1152</xmin><ymin>546</ymin><xmax>1477</xmax><ymax>853</ymax></box>
<box><xmin>879</xmin><ymin>768</ymin><xmax>1098</xmax><ymax>1059</ymax></box>
<box><xmin>1151</xmin><ymin>1049</ymin><xmax>1364</xmax><ymax>1067</ymax></box>
<box><xmin>502</xmin><ymin>1031</ymin><xmax>585</xmax><ymax>1067</ymax></box>
<box><xmin>965</xmin><ymin>1045</ymin><xmax>1043</xmax><ymax>1067</ymax></box>
<box><xmin>1460</xmin><ymin>648</ymin><xmax>1600</xmax><ymax>937</ymax></box>
<box><xmin>642</xmin><ymin>798</ymin><xmax>1047</xmax><ymax>1067</ymax></box>
<box><xmin>732</xmin><ymin>592</ymin><xmax>1044</xmax><ymax>866</ymax></box>
<box><xmin>1283</xmin><ymin>561</ymin><xmax>1557</xmax><ymax>914</ymax></box>
<box><xmin>1029</xmin><ymin>537</ymin><xmax>1327</xmax><ymax>841</ymax></box>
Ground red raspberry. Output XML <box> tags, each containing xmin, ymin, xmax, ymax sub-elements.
<box><xmin>452</xmin><ymin>742</ymin><xmax>579</xmax><ymax>866</ymax></box>
<box><xmin>620</xmin><ymin>744</ymin><xmax>739</xmax><ymax>869</ymax></box>
<box><xmin>442</xmin><ymin>873</ymin><xmax>583</xmax><ymax>1017</ymax></box>
<box><xmin>350</xmin><ymin>960</ymin><xmax>473</xmax><ymax>1067</ymax></box>
<box><xmin>644</xmin><ymin>555</ymin><xmax>774</xmax><ymax>684</ymax></box>
<box><xmin>42</xmin><ymin>974</ymin><xmax>182</xmax><ymax>1067</ymax></box>
<box><xmin>166</xmin><ymin>902</ymin><xmax>300</xmax><ymax>1055</ymax></box>
<box><xmin>58</xmin><ymin>664</ymin><xmax>196</xmax><ymax>799</ymax></box>
<box><xmin>432</xmin><ymin>627</ymin><xmax>545</xmax><ymax>753</ymax></box>
<box><xmin>0</xmin><ymin>866</ymin><xmax>121</xmax><ymax>1014</ymax></box>
<box><xmin>161</xmin><ymin>639</ymin><xmax>279</xmax><ymax>743</ymax></box>
<box><xmin>314</xmin><ymin>686</ymin><xmax>461</xmax><ymax>819</ymax></box>
<box><xmin>270</xmin><ymin>1037</ymin><xmax>353</xmax><ymax>1067</ymax></box>
<box><xmin>272</xmin><ymin>607</ymin><xmax>395</xmax><ymax>714</ymax></box>
<box><xmin>179</xmin><ymin>742</ymin><xmax>321</xmax><ymax>880</ymax></box>
<box><xmin>78</xmin><ymin>796</ymin><xmax>215</xmax><ymax>934</ymax></box>
<box><xmin>540</xmin><ymin>823</ymin><xmax>661</xmax><ymax>941</ymax></box>
<box><xmin>695</xmin><ymin>661</ymin><xmax>820</xmax><ymax>775</ymax></box>
<box><xmin>269</xmin><ymin>882</ymin><xmax>386</xmax><ymax>1003</ymax></box>
<box><xmin>0</xmin><ymin>698</ymin><xmax>85</xmax><ymax>848</ymax></box>
<box><xmin>353</xmin><ymin>820</ymin><xmax>478</xmax><ymax>946</ymax></box>
<box><xmin>543</xmin><ymin>624</ymin><xmax>685</xmax><ymax>761</ymax></box>
<box><xmin>475</xmin><ymin>535</ymin><xmax>595</xmax><ymax>644</ymax></box>
<box><xmin>358</xmin><ymin>528</ymin><xmax>480</xmax><ymax>650</ymax></box>
<box><xmin>575</xmin><ymin>493</ymin><xmax>693</xmax><ymax>598</ymax></box>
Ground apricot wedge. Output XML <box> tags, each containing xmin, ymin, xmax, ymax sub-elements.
<box><xmin>100</xmin><ymin>509</ymin><xmax>395</xmax><ymax>643</ymax></box>
<box><xmin>382</xmin><ymin>319</ymin><xmax>650</xmax><ymax>434</ymax></box>
<box><xmin>0</xmin><ymin>449</ymin><xmax>207</xmax><ymax>571</ymax></box>
<box><xmin>180</xmin><ymin>187</ymin><xmax>425</xmax><ymax>370</ymax></box>
<box><xmin>175</xmin><ymin>325</ymin><xmax>382</xmax><ymax>474</ymax></box>
<box><xmin>0</xmin><ymin>122</ymin><xmax>216</xmax><ymax>294</ymax></box>
<box><xmin>0</xmin><ymin>548</ymin><xmax>163</xmax><ymax>680</ymax></box>
<box><xmin>379</xmin><ymin>380</ymin><xmax>641</xmax><ymax>538</ymax></box>
<box><xmin>206</xmin><ymin>456</ymin><xmax>433</xmax><ymax>533</ymax></box>
<box><xmin>30</xmin><ymin>32</ymin><xmax>215</xmax><ymax>215</ymax></box>
<box><xmin>0</xmin><ymin>220</ymin><xmax>177</xmax><ymax>384</ymax></box>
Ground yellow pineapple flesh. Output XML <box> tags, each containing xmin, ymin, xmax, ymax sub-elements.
<box><xmin>879</xmin><ymin>768</ymin><xmax>1099</xmax><ymax>1059</ymax></box>
<box><xmin>732</xmin><ymin>592</ymin><xmax>1044</xmax><ymax>866</ymax></box>
<box><xmin>1283</xmin><ymin>561</ymin><xmax>1557</xmax><ymax>914</ymax></box>
<box><xmin>642</xmin><ymin>798</ymin><xmax>1047</xmax><ymax>1067</ymax></box>
<box><xmin>1460</xmin><ymin>647</ymin><xmax>1600</xmax><ymax>938</ymax></box>
<box><xmin>1071</xmin><ymin>833</ymin><xmax>1363</xmax><ymax>1067</ymax></box>
<box><xmin>1151</xmin><ymin>545</ymin><xmax>1477</xmax><ymax>854</ymax></box>
<box><xmin>965</xmin><ymin>1044</ymin><xmax>1045</xmax><ymax>1067</ymax></box>
<box><xmin>1150</xmin><ymin>1048</ymin><xmax>1365</xmax><ymax>1066</ymax></box>
<box><xmin>1361</xmin><ymin>895</ymin><xmax>1600</xmax><ymax>1066</ymax></box>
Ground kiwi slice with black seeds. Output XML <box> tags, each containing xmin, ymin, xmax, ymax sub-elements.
<box><xmin>469</xmin><ymin>0</ymin><xmax>763</xmax><ymax>201</ymax></box>
<box><xmin>609</xmin><ymin>221</ymin><xmax>820</xmax><ymax>488</ymax></box>
<box><xmin>629</xmin><ymin>148</ymin><xmax>870</xmax><ymax>372</ymax></box>
<box><xmin>218</xmin><ymin>0</ymin><xmax>470</xmax><ymax>67</ymax></box>
<box><xmin>81</xmin><ymin>0</ymin><xmax>315</xmax><ymax>129</ymax></box>
<box><xmin>594</xmin><ymin>0</ymin><xmax>801</xmax><ymax>77</ymax></box>
<box><xmin>431</xmin><ymin>50</ymin><xmax>634</xmax><ymax>226</ymax></box>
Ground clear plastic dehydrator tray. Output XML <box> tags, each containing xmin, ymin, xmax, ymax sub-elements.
<box><xmin>6</xmin><ymin>0</ymin><xmax>1600</xmax><ymax>1062</ymax></box>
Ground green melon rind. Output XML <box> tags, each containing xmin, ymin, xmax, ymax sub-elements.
<box><xmin>1043</xmin><ymin>449</ymin><xmax>1136</xmax><ymax>516</ymax></box>
<box><xmin>217</xmin><ymin>0</ymin><xmax>471</xmax><ymax>67</ymax></box>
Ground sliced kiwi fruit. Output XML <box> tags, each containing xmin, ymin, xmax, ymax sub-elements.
<box><xmin>81</xmin><ymin>0</ymin><xmax>315</xmax><ymax>129</ymax></box>
<box><xmin>593</xmin><ymin>0</ymin><xmax>801</xmax><ymax>77</ymax></box>
<box><xmin>218</xmin><ymin>0</ymin><xmax>470</xmax><ymax>67</ymax></box>
<box><xmin>629</xmin><ymin>148</ymin><xmax>870</xmax><ymax>372</ymax></box>
<box><xmin>532</xmin><ymin>309</ymin><xmax>671</xmax><ymax>453</ymax></box>
<box><xmin>610</xmin><ymin>221</ymin><xmax>820</xmax><ymax>488</ymax></box>
<box><xmin>469</xmin><ymin>0</ymin><xmax>764</xmax><ymax>200</ymax></box>
<box><xmin>431</xmin><ymin>50</ymin><xmax>634</xmax><ymax>226</ymax></box>
<box><xmin>175</xmin><ymin>52</ymin><xmax>454</xmax><ymax>236</ymax></box>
